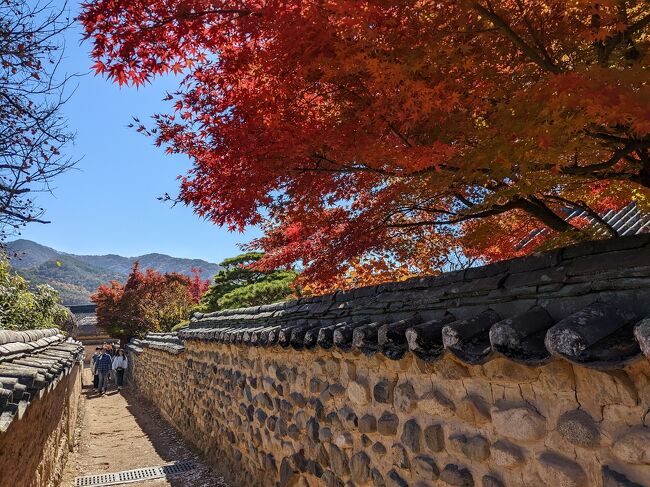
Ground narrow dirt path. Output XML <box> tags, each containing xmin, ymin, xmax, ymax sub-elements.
<box><xmin>60</xmin><ymin>368</ymin><xmax>228</xmax><ymax>487</ymax></box>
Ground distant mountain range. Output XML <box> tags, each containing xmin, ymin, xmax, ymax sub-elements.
<box><xmin>6</xmin><ymin>239</ymin><xmax>221</xmax><ymax>305</ymax></box>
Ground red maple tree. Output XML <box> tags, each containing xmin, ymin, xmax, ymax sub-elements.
<box><xmin>92</xmin><ymin>262</ymin><xmax>205</xmax><ymax>339</ymax></box>
<box><xmin>189</xmin><ymin>267</ymin><xmax>211</xmax><ymax>302</ymax></box>
<box><xmin>80</xmin><ymin>0</ymin><xmax>650</xmax><ymax>284</ymax></box>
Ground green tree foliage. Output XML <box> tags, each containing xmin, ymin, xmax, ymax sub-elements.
<box><xmin>201</xmin><ymin>253</ymin><xmax>297</xmax><ymax>312</ymax></box>
<box><xmin>0</xmin><ymin>254</ymin><xmax>69</xmax><ymax>330</ymax></box>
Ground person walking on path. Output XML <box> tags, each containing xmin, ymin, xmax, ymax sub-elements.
<box><xmin>96</xmin><ymin>348</ymin><xmax>113</xmax><ymax>394</ymax></box>
<box><xmin>91</xmin><ymin>347</ymin><xmax>101</xmax><ymax>391</ymax></box>
<box><xmin>112</xmin><ymin>349</ymin><xmax>128</xmax><ymax>391</ymax></box>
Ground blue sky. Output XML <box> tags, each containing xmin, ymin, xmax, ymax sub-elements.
<box><xmin>17</xmin><ymin>2</ymin><xmax>259</xmax><ymax>263</ymax></box>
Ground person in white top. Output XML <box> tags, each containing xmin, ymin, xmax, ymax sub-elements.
<box><xmin>112</xmin><ymin>349</ymin><xmax>128</xmax><ymax>391</ymax></box>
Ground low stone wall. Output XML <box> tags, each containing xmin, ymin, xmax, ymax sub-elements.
<box><xmin>0</xmin><ymin>362</ymin><xmax>82</xmax><ymax>487</ymax></box>
<box><xmin>127</xmin><ymin>339</ymin><xmax>649</xmax><ymax>487</ymax></box>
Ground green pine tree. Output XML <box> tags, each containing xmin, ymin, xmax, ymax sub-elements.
<box><xmin>200</xmin><ymin>252</ymin><xmax>298</xmax><ymax>312</ymax></box>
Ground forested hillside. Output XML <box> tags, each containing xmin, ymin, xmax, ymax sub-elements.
<box><xmin>7</xmin><ymin>240</ymin><xmax>220</xmax><ymax>304</ymax></box>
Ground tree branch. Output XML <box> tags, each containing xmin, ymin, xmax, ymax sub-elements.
<box><xmin>470</xmin><ymin>2</ymin><xmax>561</xmax><ymax>73</ymax></box>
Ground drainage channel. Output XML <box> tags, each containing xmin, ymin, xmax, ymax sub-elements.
<box><xmin>74</xmin><ymin>461</ymin><xmax>194</xmax><ymax>486</ymax></box>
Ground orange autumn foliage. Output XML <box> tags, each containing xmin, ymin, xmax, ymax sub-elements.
<box><xmin>80</xmin><ymin>0</ymin><xmax>650</xmax><ymax>286</ymax></box>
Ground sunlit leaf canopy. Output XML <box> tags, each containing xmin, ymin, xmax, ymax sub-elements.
<box><xmin>80</xmin><ymin>0</ymin><xmax>650</xmax><ymax>287</ymax></box>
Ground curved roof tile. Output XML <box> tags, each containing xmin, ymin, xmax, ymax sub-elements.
<box><xmin>0</xmin><ymin>329</ymin><xmax>82</xmax><ymax>434</ymax></box>
<box><xmin>135</xmin><ymin>235</ymin><xmax>650</xmax><ymax>370</ymax></box>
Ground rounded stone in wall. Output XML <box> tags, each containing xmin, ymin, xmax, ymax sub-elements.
<box><xmin>394</xmin><ymin>382</ymin><xmax>417</xmax><ymax>413</ymax></box>
<box><xmin>319</xmin><ymin>427</ymin><xmax>333</xmax><ymax>442</ymax></box>
<box><xmin>419</xmin><ymin>389</ymin><xmax>456</xmax><ymax>418</ymax></box>
<box><xmin>328</xmin><ymin>444</ymin><xmax>350</xmax><ymax>477</ymax></box>
<box><xmin>387</xmin><ymin>469</ymin><xmax>409</xmax><ymax>487</ymax></box>
<box><xmin>556</xmin><ymin>409</ymin><xmax>600</xmax><ymax>448</ymax></box>
<box><xmin>321</xmin><ymin>470</ymin><xmax>344</xmax><ymax>487</ymax></box>
<box><xmin>350</xmin><ymin>451</ymin><xmax>371</xmax><ymax>484</ymax></box>
<box><xmin>424</xmin><ymin>424</ymin><xmax>445</xmax><ymax>452</ymax></box>
<box><xmin>612</xmin><ymin>427</ymin><xmax>650</xmax><ymax>464</ymax></box>
<box><xmin>348</xmin><ymin>380</ymin><xmax>372</xmax><ymax>406</ymax></box>
<box><xmin>462</xmin><ymin>435</ymin><xmax>490</xmax><ymax>462</ymax></box>
<box><xmin>537</xmin><ymin>451</ymin><xmax>587</xmax><ymax>487</ymax></box>
<box><xmin>482</xmin><ymin>475</ymin><xmax>504</xmax><ymax>487</ymax></box>
<box><xmin>602</xmin><ymin>465</ymin><xmax>645</xmax><ymax>487</ymax></box>
<box><xmin>491</xmin><ymin>405</ymin><xmax>546</xmax><ymax>442</ymax></box>
<box><xmin>439</xmin><ymin>464</ymin><xmax>474</xmax><ymax>487</ymax></box>
<box><xmin>335</xmin><ymin>432</ymin><xmax>353</xmax><ymax>450</ymax></box>
<box><xmin>391</xmin><ymin>443</ymin><xmax>410</xmax><ymax>469</ymax></box>
<box><xmin>413</xmin><ymin>455</ymin><xmax>439</xmax><ymax>480</ymax></box>
<box><xmin>359</xmin><ymin>414</ymin><xmax>377</xmax><ymax>433</ymax></box>
<box><xmin>378</xmin><ymin>411</ymin><xmax>400</xmax><ymax>436</ymax></box>
<box><xmin>374</xmin><ymin>379</ymin><xmax>395</xmax><ymax>404</ymax></box>
<box><xmin>371</xmin><ymin>468</ymin><xmax>386</xmax><ymax>487</ymax></box>
<box><xmin>456</xmin><ymin>395</ymin><xmax>491</xmax><ymax>425</ymax></box>
<box><xmin>401</xmin><ymin>418</ymin><xmax>422</xmax><ymax>453</ymax></box>
<box><xmin>491</xmin><ymin>440</ymin><xmax>525</xmax><ymax>468</ymax></box>
<box><xmin>372</xmin><ymin>441</ymin><xmax>387</xmax><ymax>457</ymax></box>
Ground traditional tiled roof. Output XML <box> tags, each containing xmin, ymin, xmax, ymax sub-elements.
<box><xmin>131</xmin><ymin>235</ymin><xmax>650</xmax><ymax>370</ymax></box>
<box><xmin>127</xmin><ymin>333</ymin><xmax>184</xmax><ymax>355</ymax></box>
<box><xmin>518</xmin><ymin>202</ymin><xmax>650</xmax><ymax>249</ymax></box>
<box><xmin>67</xmin><ymin>305</ymin><xmax>100</xmax><ymax>337</ymax></box>
<box><xmin>0</xmin><ymin>329</ymin><xmax>83</xmax><ymax>433</ymax></box>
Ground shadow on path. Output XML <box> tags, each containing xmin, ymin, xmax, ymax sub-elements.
<box><xmin>60</xmin><ymin>369</ymin><xmax>228</xmax><ymax>487</ymax></box>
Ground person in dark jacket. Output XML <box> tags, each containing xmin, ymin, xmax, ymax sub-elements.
<box><xmin>91</xmin><ymin>347</ymin><xmax>102</xmax><ymax>391</ymax></box>
<box><xmin>96</xmin><ymin>348</ymin><xmax>113</xmax><ymax>394</ymax></box>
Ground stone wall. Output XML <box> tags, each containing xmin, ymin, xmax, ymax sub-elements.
<box><xmin>127</xmin><ymin>236</ymin><xmax>650</xmax><ymax>487</ymax></box>
<box><xmin>128</xmin><ymin>339</ymin><xmax>650</xmax><ymax>487</ymax></box>
<box><xmin>0</xmin><ymin>362</ymin><xmax>82</xmax><ymax>487</ymax></box>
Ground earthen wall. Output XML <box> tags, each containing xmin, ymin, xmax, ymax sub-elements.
<box><xmin>127</xmin><ymin>342</ymin><xmax>650</xmax><ymax>487</ymax></box>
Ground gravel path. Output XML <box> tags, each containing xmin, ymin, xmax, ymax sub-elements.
<box><xmin>60</xmin><ymin>368</ymin><xmax>229</xmax><ymax>487</ymax></box>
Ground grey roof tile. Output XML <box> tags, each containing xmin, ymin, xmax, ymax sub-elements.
<box><xmin>0</xmin><ymin>328</ymin><xmax>82</xmax><ymax>435</ymax></box>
